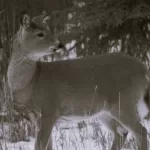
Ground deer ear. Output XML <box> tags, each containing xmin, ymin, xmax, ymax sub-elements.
<box><xmin>42</xmin><ymin>15</ymin><xmax>51</xmax><ymax>31</ymax></box>
<box><xmin>43</xmin><ymin>15</ymin><xmax>51</xmax><ymax>24</ymax></box>
<box><xmin>20</xmin><ymin>11</ymin><xmax>31</xmax><ymax>29</ymax></box>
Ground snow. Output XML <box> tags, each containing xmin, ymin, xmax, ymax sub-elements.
<box><xmin>1</xmin><ymin>137</ymin><xmax>35</xmax><ymax>150</ymax></box>
<box><xmin>1</xmin><ymin>121</ymin><xmax>113</xmax><ymax>150</ymax></box>
<box><xmin>1</xmin><ymin>120</ymin><xmax>142</xmax><ymax>150</ymax></box>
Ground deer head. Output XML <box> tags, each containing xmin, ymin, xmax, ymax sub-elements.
<box><xmin>16</xmin><ymin>11</ymin><xmax>63</xmax><ymax>61</ymax></box>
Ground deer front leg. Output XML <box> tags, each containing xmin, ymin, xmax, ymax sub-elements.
<box><xmin>34</xmin><ymin>114</ymin><xmax>55</xmax><ymax>150</ymax></box>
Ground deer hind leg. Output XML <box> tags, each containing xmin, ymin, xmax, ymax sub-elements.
<box><xmin>120</xmin><ymin>118</ymin><xmax>148</xmax><ymax>150</ymax></box>
<box><xmin>133</xmin><ymin>126</ymin><xmax>148</xmax><ymax>150</ymax></box>
<box><xmin>110</xmin><ymin>100</ymin><xmax>148</xmax><ymax>149</ymax></box>
<box><xmin>34</xmin><ymin>114</ymin><xmax>55</xmax><ymax>150</ymax></box>
<box><xmin>111</xmin><ymin>125</ymin><xmax>128</xmax><ymax>150</ymax></box>
<box><xmin>108</xmin><ymin>112</ymin><xmax>148</xmax><ymax>150</ymax></box>
<box><xmin>97</xmin><ymin>112</ymin><xmax>128</xmax><ymax>150</ymax></box>
<box><xmin>120</xmin><ymin>111</ymin><xmax>148</xmax><ymax>150</ymax></box>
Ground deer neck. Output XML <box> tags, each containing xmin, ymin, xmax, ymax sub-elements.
<box><xmin>7</xmin><ymin>45</ymin><xmax>38</xmax><ymax>105</ymax></box>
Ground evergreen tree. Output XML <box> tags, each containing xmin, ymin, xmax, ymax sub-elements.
<box><xmin>49</xmin><ymin>0</ymin><xmax>150</xmax><ymax>64</ymax></box>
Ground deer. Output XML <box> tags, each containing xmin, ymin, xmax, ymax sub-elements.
<box><xmin>7</xmin><ymin>12</ymin><xmax>150</xmax><ymax>150</ymax></box>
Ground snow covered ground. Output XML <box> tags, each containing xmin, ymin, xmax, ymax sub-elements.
<box><xmin>1</xmin><ymin>121</ymin><xmax>111</xmax><ymax>150</ymax></box>
<box><xmin>1</xmin><ymin>138</ymin><xmax>35</xmax><ymax>150</ymax></box>
<box><xmin>0</xmin><ymin>120</ymin><xmax>141</xmax><ymax>150</ymax></box>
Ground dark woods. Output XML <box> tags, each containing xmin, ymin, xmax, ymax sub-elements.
<box><xmin>1</xmin><ymin>0</ymin><xmax>150</xmax><ymax>58</ymax></box>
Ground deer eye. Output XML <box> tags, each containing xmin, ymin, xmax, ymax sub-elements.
<box><xmin>37</xmin><ymin>33</ymin><xmax>44</xmax><ymax>37</ymax></box>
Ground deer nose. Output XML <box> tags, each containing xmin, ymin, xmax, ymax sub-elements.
<box><xmin>53</xmin><ymin>42</ymin><xmax>64</xmax><ymax>53</ymax></box>
<box><xmin>57</xmin><ymin>42</ymin><xmax>64</xmax><ymax>49</ymax></box>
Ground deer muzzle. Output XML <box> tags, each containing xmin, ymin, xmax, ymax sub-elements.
<box><xmin>53</xmin><ymin>42</ymin><xmax>64</xmax><ymax>53</ymax></box>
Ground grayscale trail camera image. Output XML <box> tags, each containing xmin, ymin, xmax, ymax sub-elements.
<box><xmin>1</xmin><ymin>0</ymin><xmax>150</xmax><ymax>150</ymax></box>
